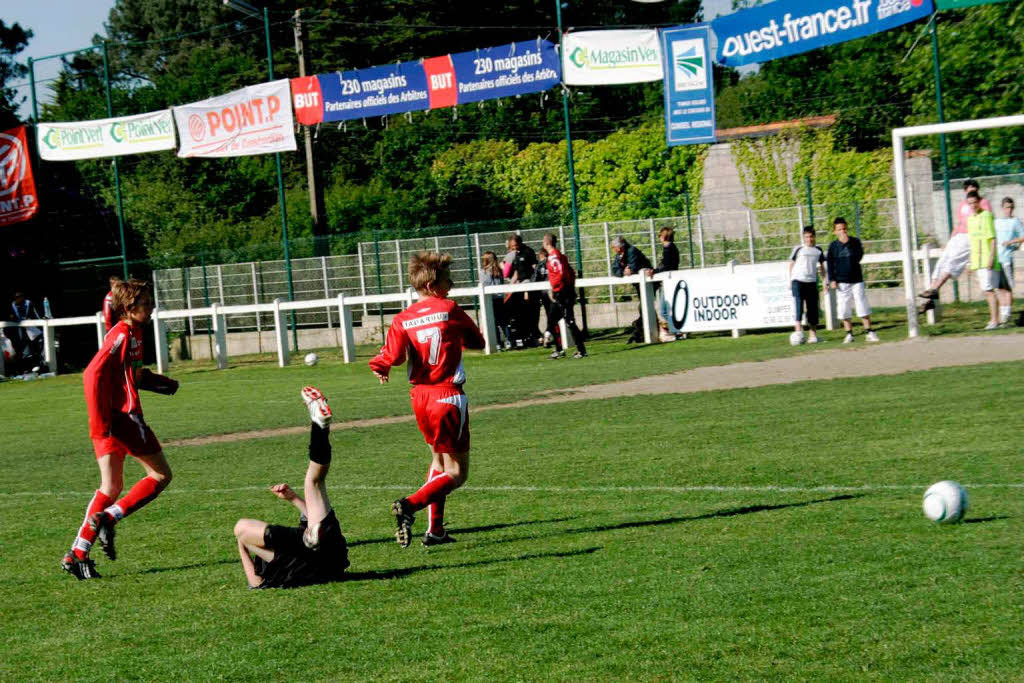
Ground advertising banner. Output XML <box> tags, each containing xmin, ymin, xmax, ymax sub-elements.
<box><xmin>561</xmin><ymin>30</ymin><xmax>663</xmax><ymax>85</ymax></box>
<box><xmin>661</xmin><ymin>25</ymin><xmax>716</xmax><ymax>146</ymax></box>
<box><xmin>663</xmin><ymin>264</ymin><xmax>794</xmax><ymax>333</ymax></box>
<box><xmin>712</xmin><ymin>0</ymin><xmax>935</xmax><ymax>68</ymax></box>
<box><xmin>0</xmin><ymin>126</ymin><xmax>40</xmax><ymax>227</ymax></box>
<box><xmin>450</xmin><ymin>39</ymin><xmax>561</xmax><ymax>105</ymax></box>
<box><xmin>37</xmin><ymin>110</ymin><xmax>176</xmax><ymax>161</ymax></box>
<box><xmin>175</xmin><ymin>80</ymin><xmax>296</xmax><ymax>158</ymax></box>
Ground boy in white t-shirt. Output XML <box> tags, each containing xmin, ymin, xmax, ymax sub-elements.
<box><xmin>789</xmin><ymin>226</ymin><xmax>828</xmax><ymax>344</ymax></box>
<box><xmin>995</xmin><ymin>197</ymin><xmax>1023</xmax><ymax>323</ymax></box>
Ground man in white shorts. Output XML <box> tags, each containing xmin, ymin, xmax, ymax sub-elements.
<box><xmin>826</xmin><ymin>217</ymin><xmax>879</xmax><ymax>343</ymax></box>
<box><xmin>919</xmin><ymin>179</ymin><xmax>992</xmax><ymax>308</ymax></box>
<box><xmin>965</xmin><ymin>191</ymin><xmax>1006</xmax><ymax>330</ymax></box>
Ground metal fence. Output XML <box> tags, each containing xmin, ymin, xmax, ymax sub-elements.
<box><xmin>154</xmin><ymin>197</ymin><xmax>911</xmax><ymax>334</ymax></box>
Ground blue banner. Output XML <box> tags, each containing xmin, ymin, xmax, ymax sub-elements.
<box><xmin>712</xmin><ymin>0</ymin><xmax>934</xmax><ymax>67</ymax></box>
<box><xmin>661</xmin><ymin>25</ymin><xmax>716</xmax><ymax>147</ymax></box>
<box><xmin>318</xmin><ymin>61</ymin><xmax>430</xmax><ymax>122</ymax></box>
<box><xmin>450</xmin><ymin>40</ymin><xmax>561</xmax><ymax>105</ymax></box>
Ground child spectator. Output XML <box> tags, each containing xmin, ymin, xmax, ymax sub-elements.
<box><xmin>995</xmin><ymin>197</ymin><xmax>1023</xmax><ymax>324</ymax></box>
<box><xmin>369</xmin><ymin>252</ymin><xmax>485</xmax><ymax>547</ymax></box>
<box><xmin>480</xmin><ymin>251</ymin><xmax>511</xmax><ymax>350</ymax></box>
<box><xmin>965</xmin><ymin>191</ymin><xmax>1006</xmax><ymax>329</ymax></box>
<box><xmin>826</xmin><ymin>217</ymin><xmax>879</xmax><ymax>343</ymax></box>
<box><xmin>789</xmin><ymin>227</ymin><xmax>827</xmax><ymax>344</ymax></box>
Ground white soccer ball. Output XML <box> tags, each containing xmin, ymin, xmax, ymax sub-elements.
<box><xmin>789</xmin><ymin>331</ymin><xmax>805</xmax><ymax>346</ymax></box>
<box><xmin>923</xmin><ymin>480</ymin><xmax>968</xmax><ymax>524</ymax></box>
<box><xmin>304</xmin><ymin>352</ymin><xmax>319</xmax><ymax>367</ymax></box>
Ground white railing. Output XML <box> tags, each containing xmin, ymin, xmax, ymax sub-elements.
<box><xmin>2</xmin><ymin>248</ymin><xmax>941</xmax><ymax>377</ymax></box>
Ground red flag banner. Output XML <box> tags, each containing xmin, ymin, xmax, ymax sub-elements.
<box><xmin>0</xmin><ymin>126</ymin><xmax>39</xmax><ymax>227</ymax></box>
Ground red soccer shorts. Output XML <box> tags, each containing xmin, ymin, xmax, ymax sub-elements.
<box><xmin>410</xmin><ymin>384</ymin><xmax>470</xmax><ymax>454</ymax></box>
<box><xmin>91</xmin><ymin>412</ymin><xmax>162</xmax><ymax>459</ymax></box>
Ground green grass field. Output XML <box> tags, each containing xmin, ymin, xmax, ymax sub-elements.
<box><xmin>1</xmin><ymin>310</ymin><xmax>1022</xmax><ymax>680</ymax></box>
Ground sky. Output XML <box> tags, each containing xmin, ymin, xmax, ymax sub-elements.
<box><xmin>4</xmin><ymin>0</ymin><xmax>117</xmax><ymax>119</ymax></box>
<box><xmin>4</xmin><ymin>0</ymin><xmax>739</xmax><ymax>120</ymax></box>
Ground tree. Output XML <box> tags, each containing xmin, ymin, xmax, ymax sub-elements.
<box><xmin>0</xmin><ymin>20</ymin><xmax>32</xmax><ymax>128</ymax></box>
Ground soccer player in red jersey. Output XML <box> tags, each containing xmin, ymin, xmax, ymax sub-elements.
<box><xmin>541</xmin><ymin>232</ymin><xmax>587</xmax><ymax>359</ymax></box>
<box><xmin>102</xmin><ymin>275</ymin><xmax>122</xmax><ymax>333</ymax></box>
<box><xmin>61</xmin><ymin>278</ymin><xmax>179</xmax><ymax>580</ymax></box>
<box><xmin>369</xmin><ymin>252</ymin><xmax>485</xmax><ymax>548</ymax></box>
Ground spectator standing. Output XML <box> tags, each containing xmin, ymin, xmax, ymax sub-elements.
<box><xmin>504</xmin><ymin>234</ymin><xmax>540</xmax><ymax>346</ymax></box>
<box><xmin>542</xmin><ymin>233</ymin><xmax>587</xmax><ymax>359</ymax></box>
<box><xmin>479</xmin><ymin>251</ymin><xmax>511</xmax><ymax>350</ymax></box>
<box><xmin>647</xmin><ymin>227</ymin><xmax>682</xmax><ymax>341</ymax></box>
<box><xmin>789</xmin><ymin>227</ymin><xmax>827</xmax><ymax>344</ymax></box>
<box><xmin>920</xmin><ymin>179</ymin><xmax>993</xmax><ymax>307</ymax></box>
<box><xmin>9</xmin><ymin>291</ymin><xmax>43</xmax><ymax>361</ymax></box>
<box><xmin>826</xmin><ymin>217</ymin><xmax>879</xmax><ymax>343</ymax></box>
<box><xmin>965</xmin><ymin>191</ymin><xmax>1006</xmax><ymax>329</ymax></box>
<box><xmin>611</xmin><ymin>236</ymin><xmax>653</xmax><ymax>343</ymax></box>
<box><xmin>995</xmin><ymin>197</ymin><xmax>1023</xmax><ymax>324</ymax></box>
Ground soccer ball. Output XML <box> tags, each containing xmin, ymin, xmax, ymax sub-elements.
<box><xmin>304</xmin><ymin>352</ymin><xmax>318</xmax><ymax>367</ymax></box>
<box><xmin>789</xmin><ymin>331</ymin><xmax>805</xmax><ymax>346</ymax></box>
<box><xmin>922</xmin><ymin>480</ymin><xmax>968</xmax><ymax>524</ymax></box>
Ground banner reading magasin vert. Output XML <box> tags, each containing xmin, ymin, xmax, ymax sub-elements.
<box><xmin>175</xmin><ymin>80</ymin><xmax>296</xmax><ymax>158</ymax></box>
<box><xmin>712</xmin><ymin>0</ymin><xmax>934</xmax><ymax>68</ymax></box>
<box><xmin>291</xmin><ymin>40</ymin><xmax>560</xmax><ymax>125</ymax></box>
<box><xmin>37</xmin><ymin>110</ymin><xmax>176</xmax><ymax>161</ymax></box>
<box><xmin>664</xmin><ymin>263</ymin><xmax>793</xmax><ymax>334</ymax></box>
<box><xmin>561</xmin><ymin>30</ymin><xmax>663</xmax><ymax>85</ymax></box>
<box><xmin>0</xmin><ymin>126</ymin><xmax>39</xmax><ymax>227</ymax></box>
<box><xmin>661</xmin><ymin>25</ymin><xmax>716</xmax><ymax>147</ymax></box>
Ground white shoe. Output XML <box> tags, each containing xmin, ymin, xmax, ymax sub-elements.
<box><xmin>865</xmin><ymin>331</ymin><xmax>880</xmax><ymax>342</ymax></box>
<box><xmin>806</xmin><ymin>334</ymin><xmax>818</xmax><ymax>344</ymax></box>
<box><xmin>984</xmin><ymin>321</ymin><xmax>1000</xmax><ymax>331</ymax></box>
<box><xmin>301</xmin><ymin>386</ymin><xmax>332</xmax><ymax>428</ymax></box>
<box><xmin>843</xmin><ymin>333</ymin><xmax>855</xmax><ymax>344</ymax></box>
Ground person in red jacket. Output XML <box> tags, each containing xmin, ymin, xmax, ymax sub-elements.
<box><xmin>61</xmin><ymin>278</ymin><xmax>179</xmax><ymax>580</ymax></box>
<box><xmin>369</xmin><ymin>251</ymin><xmax>485</xmax><ymax>548</ymax></box>
<box><xmin>541</xmin><ymin>233</ymin><xmax>587</xmax><ymax>359</ymax></box>
<box><xmin>102</xmin><ymin>275</ymin><xmax>122</xmax><ymax>333</ymax></box>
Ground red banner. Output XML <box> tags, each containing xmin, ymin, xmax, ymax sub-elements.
<box><xmin>290</xmin><ymin>76</ymin><xmax>324</xmax><ymax>125</ymax></box>
<box><xmin>422</xmin><ymin>56</ymin><xmax>457</xmax><ymax>110</ymax></box>
<box><xmin>0</xmin><ymin>126</ymin><xmax>39</xmax><ymax>227</ymax></box>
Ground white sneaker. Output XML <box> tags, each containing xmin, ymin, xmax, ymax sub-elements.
<box><xmin>806</xmin><ymin>334</ymin><xmax>818</xmax><ymax>344</ymax></box>
<box><xmin>301</xmin><ymin>386</ymin><xmax>332</xmax><ymax>428</ymax></box>
<box><xmin>843</xmin><ymin>333</ymin><xmax>855</xmax><ymax>344</ymax></box>
<box><xmin>865</xmin><ymin>331</ymin><xmax>880</xmax><ymax>342</ymax></box>
<box><xmin>984</xmin><ymin>321</ymin><xmax>1000</xmax><ymax>331</ymax></box>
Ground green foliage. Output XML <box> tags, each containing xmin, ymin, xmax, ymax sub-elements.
<box><xmin>0</xmin><ymin>20</ymin><xmax>32</xmax><ymax>129</ymax></box>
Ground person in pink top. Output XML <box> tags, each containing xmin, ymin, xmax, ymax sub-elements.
<box><xmin>920</xmin><ymin>179</ymin><xmax>992</xmax><ymax>307</ymax></box>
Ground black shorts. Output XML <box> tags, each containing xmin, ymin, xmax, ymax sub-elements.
<box><xmin>254</xmin><ymin>509</ymin><xmax>349</xmax><ymax>589</ymax></box>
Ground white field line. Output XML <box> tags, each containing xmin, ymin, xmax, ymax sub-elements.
<box><xmin>2</xmin><ymin>482</ymin><xmax>1022</xmax><ymax>502</ymax></box>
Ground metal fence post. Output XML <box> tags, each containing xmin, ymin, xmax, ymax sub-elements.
<box><xmin>603</xmin><ymin>221</ymin><xmax>615</xmax><ymax>312</ymax></box>
<box><xmin>357</xmin><ymin>242</ymin><xmax>369</xmax><ymax>316</ymax></box>
<box><xmin>251</xmin><ymin>262</ymin><xmax>262</xmax><ymax>339</ymax></box>
<box><xmin>684</xmin><ymin>189</ymin><xmax>694</xmax><ymax>267</ymax></box>
<box><xmin>797</xmin><ymin>204</ymin><xmax>804</xmax><ymax>235</ymax></box>
<box><xmin>473</xmin><ymin>232</ymin><xmax>483</xmax><ymax>285</ymax></box>
<box><xmin>697</xmin><ymin>215</ymin><xmax>705</xmax><ymax>267</ymax></box>
<box><xmin>747</xmin><ymin>210</ymin><xmax>756</xmax><ymax>263</ymax></box>
<box><xmin>321</xmin><ymin>255</ymin><xmax>332</xmax><ymax>328</ymax></box>
<box><xmin>216</xmin><ymin>264</ymin><xmax>225</xmax><ymax>304</ymax></box>
<box><xmin>648</xmin><ymin>218</ymin><xmax>657</xmax><ymax>262</ymax></box>
<box><xmin>395</xmin><ymin>240</ymin><xmax>403</xmax><ymax>291</ymax></box>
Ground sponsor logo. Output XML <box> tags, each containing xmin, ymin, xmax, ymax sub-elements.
<box><xmin>672</xmin><ymin>39</ymin><xmax>708</xmax><ymax>91</ymax></box>
<box><xmin>670</xmin><ymin>280</ymin><xmax>689</xmax><ymax>330</ymax></box>
<box><xmin>0</xmin><ymin>133</ymin><xmax>27</xmax><ymax>198</ymax></box>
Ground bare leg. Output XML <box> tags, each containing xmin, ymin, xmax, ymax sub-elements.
<box><xmin>236</xmin><ymin>538</ymin><xmax>263</xmax><ymax>588</ymax></box>
<box><xmin>842</xmin><ymin>319</ymin><xmax>853</xmax><ymax>333</ymax></box>
<box><xmin>234</xmin><ymin>519</ymin><xmax>274</xmax><ymax>562</ymax></box>
<box><xmin>132</xmin><ymin>451</ymin><xmax>173</xmax><ymax>491</ymax></box>
<box><xmin>96</xmin><ymin>453</ymin><xmax>125</xmax><ymax>499</ymax></box>
<box><xmin>861</xmin><ymin>316</ymin><xmax>873</xmax><ymax>331</ymax></box>
<box><xmin>986</xmin><ymin>291</ymin><xmax>999</xmax><ymax>324</ymax></box>
<box><xmin>927</xmin><ymin>272</ymin><xmax>952</xmax><ymax>292</ymax></box>
<box><xmin>440</xmin><ymin>451</ymin><xmax>470</xmax><ymax>488</ymax></box>
<box><xmin>303</xmin><ymin>460</ymin><xmax>331</xmax><ymax>527</ymax></box>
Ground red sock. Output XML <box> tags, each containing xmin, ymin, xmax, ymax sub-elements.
<box><xmin>72</xmin><ymin>490</ymin><xmax>114</xmax><ymax>559</ymax></box>
<box><xmin>406</xmin><ymin>473</ymin><xmax>456</xmax><ymax>512</ymax></box>
<box><xmin>107</xmin><ymin>476</ymin><xmax>162</xmax><ymax>521</ymax></box>
<box><xmin>426</xmin><ymin>468</ymin><xmax>446</xmax><ymax>534</ymax></box>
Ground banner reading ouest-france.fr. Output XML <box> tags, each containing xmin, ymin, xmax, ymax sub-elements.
<box><xmin>175</xmin><ymin>80</ymin><xmax>296</xmax><ymax>158</ymax></box>
<box><xmin>291</xmin><ymin>40</ymin><xmax>561</xmax><ymax>125</ymax></box>
<box><xmin>0</xmin><ymin>126</ymin><xmax>39</xmax><ymax>227</ymax></box>
<box><xmin>712</xmin><ymin>0</ymin><xmax>934</xmax><ymax>68</ymax></box>
<box><xmin>37</xmin><ymin>110</ymin><xmax>176</xmax><ymax>161</ymax></box>
<box><xmin>561</xmin><ymin>30</ymin><xmax>663</xmax><ymax>86</ymax></box>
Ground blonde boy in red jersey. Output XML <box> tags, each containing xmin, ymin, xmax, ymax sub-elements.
<box><xmin>62</xmin><ymin>279</ymin><xmax>179</xmax><ymax>580</ymax></box>
<box><xmin>369</xmin><ymin>252</ymin><xmax>485</xmax><ymax>548</ymax></box>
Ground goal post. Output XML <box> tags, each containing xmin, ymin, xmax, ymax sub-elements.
<box><xmin>893</xmin><ymin>114</ymin><xmax>1024</xmax><ymax>339</ymax></box>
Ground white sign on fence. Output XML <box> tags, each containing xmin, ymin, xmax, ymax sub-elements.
<box><xmin>664</xmin><ymin>263</ymin><xmax>793</xmax><ymax>333</ymax></box>
<box><xmin>174</xmin><ymin>80</ymin><xmax>297</xmax><ymax>158</ymax></box>
<box><xmin>37</xmin><ymin>110</ymin><xmax>176</xmax><ymax>161</ymax></box>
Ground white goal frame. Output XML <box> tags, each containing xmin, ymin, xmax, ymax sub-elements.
<box><xmin>893</xmin><ymin>114</ymin><xmax>1024</xmax><ymax>338</ymax></box>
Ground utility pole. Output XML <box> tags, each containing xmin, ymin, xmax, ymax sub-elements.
<box><xmin>293</xmin><ymin>9</ymin><xmax>327</xmax><ymax>256</ymax></box>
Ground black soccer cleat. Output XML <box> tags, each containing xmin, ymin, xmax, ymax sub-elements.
<box><xmin>62</xmin><ymin>553</ymin><xmax>101</xmax><ymax>580</ymax></box>
<box><xmin>88</xmin><ymin>512</ymin><xmax>117</xmax><ymax>561</ymax></box>
<box><xmin>391</xmin><ymin>498</ymin><xmax>415</xmax><ymax>548</ymax></box>
<box><xmin>422</xmin><ymin>530</ymin><xmax>457</xmax><ymax>547</ymax></box>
